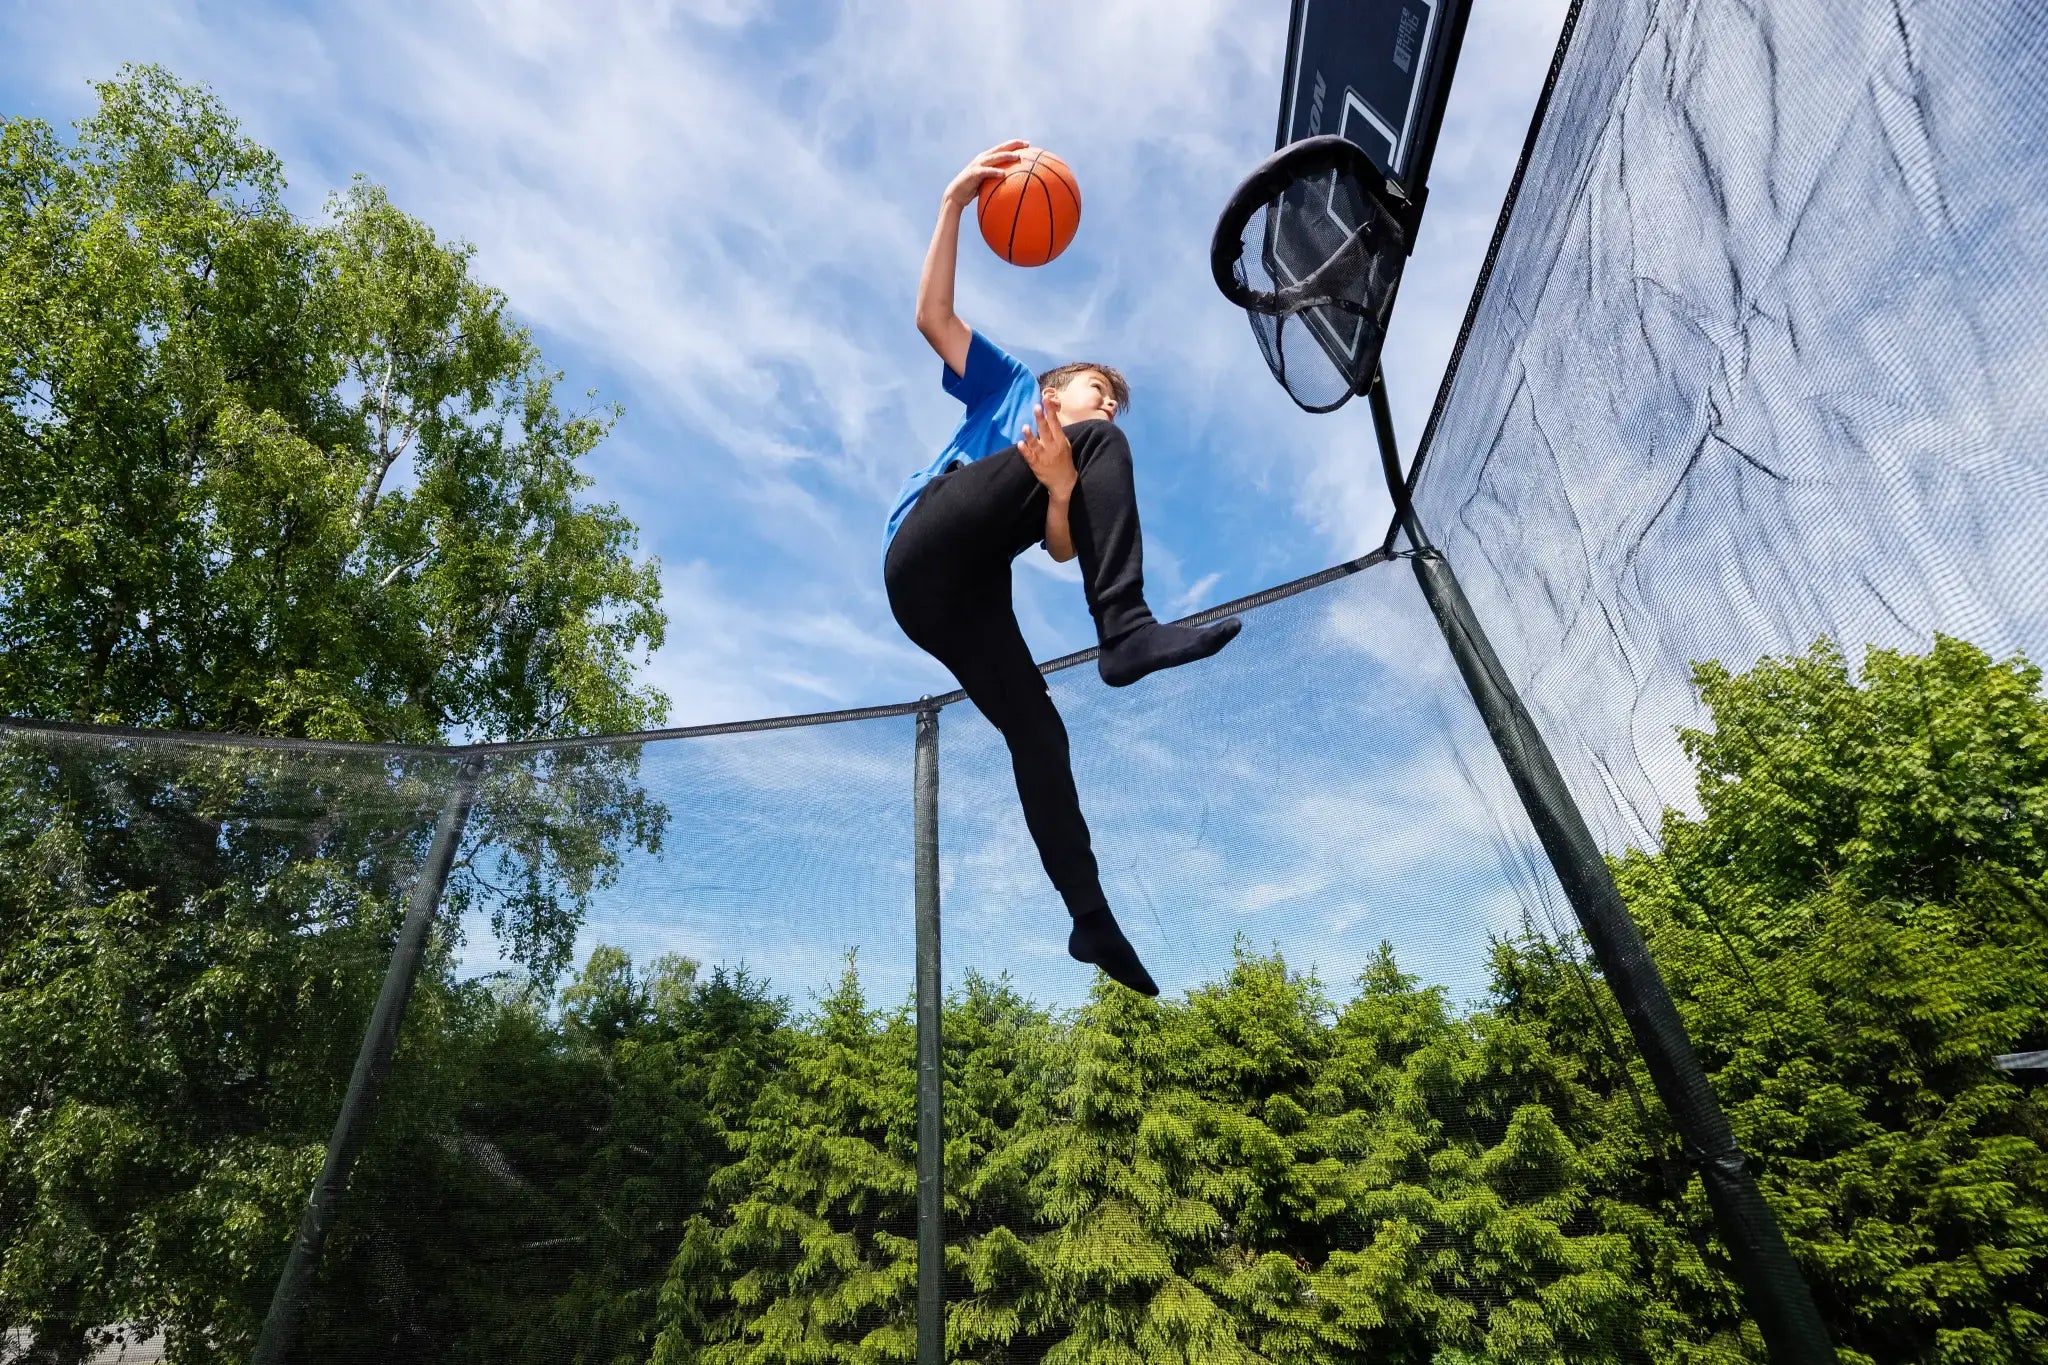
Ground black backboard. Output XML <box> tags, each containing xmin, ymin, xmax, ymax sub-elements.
<box><xmin>1265</xmin><ymin>0</ymin><xmax>1473</xmax><ymax>381</ymax></box>
<box><xmin>1275</xmin><ymin>0</ymin><xmax>1473</xmax><ymax>192</ymax></box>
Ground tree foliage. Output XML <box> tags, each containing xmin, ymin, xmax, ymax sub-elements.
<box><xmin>0</xmin><ymin>66</ymin><xmax>671</xmax><ymax>1363</ymax></box>
<box><xmin>6</xmin><ymin>632</ymin><xmax>2045</xmax><ymax>1365</ymax></box>
<box><xmin>1613</xmin><ymin>637</ymin><xmax>2048</xmax><ymax>1363</ymax></box>
<box><xmin>527</xmin><ymin>637</ymin><xmax>2048</xmax><ymax>1365</ymax></box>
<box><xmin>1</xmin><ymin>64</ymin><xmax>666</xmax><ymax>742</ymax></box>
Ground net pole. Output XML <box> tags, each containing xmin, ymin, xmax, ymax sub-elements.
<box><xmin>1370</xmin><ymin>377</ymin><xmax>1836</xmax><ymax>1362</ymax></box>
<box><xmin>913</xmin><ymin>703</ymin><xmax>945</xmax><ymax>1365</ymax></box>
<box><xmin>1409</xmin><ymin>551</ymin><xmax>1836</xmax><ymax>1361</ymax></box>
<box><xmin>251</xmin><ymin>760</ymin><xmax>483</xmax><ymax>1365</ymax></box>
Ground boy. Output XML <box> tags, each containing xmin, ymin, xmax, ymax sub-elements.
<box><xmin>883</xmin><ymin>140</ymin><xmax>1242</xmax><ymax>997</ymax></box>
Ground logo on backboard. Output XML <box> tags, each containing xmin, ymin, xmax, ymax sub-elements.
<box><xmin>1393</xmin><ymin>9</ymin><xmax>1421</xmax><ymax>71</ymax></box>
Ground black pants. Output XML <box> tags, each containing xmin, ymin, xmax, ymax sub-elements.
<box><xmin>884</xmin><ymin>419</ymin><xmax>1156</xmax><ymax>917</ymax></box>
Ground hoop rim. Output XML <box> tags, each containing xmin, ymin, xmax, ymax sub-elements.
<box><xmin>1208</xmin><ymin>135</ymin><xmax>1403</xmax><ymax>309</ymax></box>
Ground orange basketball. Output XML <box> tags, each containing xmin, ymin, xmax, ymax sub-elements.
<box><xmin>976</xmin><ymin>147</ymin><xmax>1082</xmax><ymax>267</ymax></box>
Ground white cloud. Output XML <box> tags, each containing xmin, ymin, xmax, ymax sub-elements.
<box><xmin>639</xmin><ymin>559</ymin><xmax>942</xmax><ymax>724</ymax></box>
<box><xmin>1172</xmin><ymin>571</ymin><xmax>1223</xmax><ymax>618</ymax></box>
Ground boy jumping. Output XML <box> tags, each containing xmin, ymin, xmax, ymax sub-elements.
<box><xmin>883</xmin><ymin>140</ymin><xmax>1242</xmax><ymax>997</ymax></box>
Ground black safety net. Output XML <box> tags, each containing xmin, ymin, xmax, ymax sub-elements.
<box><xmin>4</xmin><ymin>0</ymin><xmax>2047</xmax><ymax>1363</ymax></box>
<box><xmin>1408</xmin><ymin>0</ymin><xmax>2048</xmax><ymax>863</ymax></box>
<box><xmin>1395</xmin><ymin>0</ymin><xmax>2048</xmax><ymax>1360</ymax></box>
<box><xmin>0</xmin><ymin>730</ymin><xmax>470</xmax><ymax>1364</ymax></box>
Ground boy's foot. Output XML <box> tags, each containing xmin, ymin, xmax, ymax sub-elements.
<box><xmin>1098</xmin><ymin>617</ymin><xmax>1243</xmax><ymax>689</ymax></box>
<box><xmin>1068</xmin><ymin>908</ymin><xmax>1159</xmax><ymax>996</ymax></box>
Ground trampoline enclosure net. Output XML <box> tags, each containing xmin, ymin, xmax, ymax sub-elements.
<box><xmin>1399</xmin><ymin>0</ymin><xmax>2048</xmax><ymax>1358</ymax></box>
<box><xmin>2</xmin><ymin>0</ymin><xmax>2047</xmax><ymax>1362</ymax></box>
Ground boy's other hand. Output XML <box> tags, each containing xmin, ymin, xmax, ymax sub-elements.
<box><xmin>1019</xmin><ymin>394</ymin><xmax>1078</xmax><ymax>498</ymax></box>
<box><xmin>944</xmin><ymin>139</ymin><xmax>1029</xmax><ymax>211</ymax></box>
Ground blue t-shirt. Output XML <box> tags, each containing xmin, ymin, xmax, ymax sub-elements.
<box><xmin>883</xmin><ymin>330</ymin><xmax>1041</xmax><ymax>564</ymax></box>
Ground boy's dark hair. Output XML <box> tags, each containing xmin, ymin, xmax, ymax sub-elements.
<box><xmin>1037</xmin><ymin>362</ymin><xmax>1130</xmax><ymax>416</ymax></box>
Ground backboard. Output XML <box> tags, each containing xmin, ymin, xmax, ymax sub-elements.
<box><xmin>1264</xmin><ymin>0</ymin><xmax>1473</xmax><ymax>381</ymax></box>
<box><xmin>1275</xmin><ymin>0</ymin><xmax>1473</xmax><ymax>192</ymax></box>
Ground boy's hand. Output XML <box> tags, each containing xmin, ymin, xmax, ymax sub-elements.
<box><xmin>1018</xmin><ymin>393</ymin><xmax>1078</xmax><ymax>498</ymax></box>
<box><xmin>943</xmin><ymin>139</ymin><xmax>1029</xmax><ymax>211</ymax></box>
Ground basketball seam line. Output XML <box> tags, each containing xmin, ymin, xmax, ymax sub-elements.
<box><xmin>1005</xmin><ymin>153</ymin><xmax>1036</xmax><ymax>264</ymax></box>
<box><xmin>1041</xmin><ymin>155</ymin><xmax>1078</xmax><ymax>256</ymax></box>
<box><xmin>1030</xmin><ymin>174</ymin><xmax>1057</xmax><ymax>265</ymax></box>
<box><xmin>1045</xmin><ymin>163</ymin><xmax>1080</xmax><ymax>225</ymax></box>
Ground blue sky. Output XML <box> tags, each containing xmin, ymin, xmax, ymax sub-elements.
<box><xmin>0</xmin><ymin>0</ymin><xmax>1570</xmax><ymax>723</ymax></box>
<box><xmin>1</xmin><ymin>0</ymin><xmax>1575</xmax><ymax>1010</ymax></box>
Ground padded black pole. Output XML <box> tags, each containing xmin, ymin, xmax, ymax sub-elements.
<box><xmin>913</xmin><ymin>703</ymin><xmax>945</xmax><ymax>1365</ymax></box>
<box><xmin>252</xmin><ymin>761</ymin><xmax>482</xmax><ymax>1365</ymax></box>
<box><xmin>1370</xmin><ymin>373</ymin><xmax>1432</xmax><ymax>555</ymax></box>
<box><xmin>1371</xmin><ymin>376</ymin><xmax>1836</xmax><ymax>1363</ymax></box>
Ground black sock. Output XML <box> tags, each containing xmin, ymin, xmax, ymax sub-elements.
<box><xmin>1098</xmin><ymin>617</ymin><xmax>1242</xmax><ymax>688</ymax></box>
<box><xmin>1068</xmin><ymin>908</ymin><xmax>1159</xmax><ymax>996</ymax></box>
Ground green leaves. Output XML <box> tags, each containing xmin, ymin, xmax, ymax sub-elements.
<box><xmin>12</xmin><ymin>614</ymin><xmax>2043</xmax><ymax>1365</ymax></box>
<box><xmin>1</xmin><ymin>64</ymin><xmax>666</xmax><ymax>743</ymax></box>
<box><xmin>1619</xmin><ymin>636</ymin><xmax>2048</xmax><ymax>1363</ymax></box>
<box><xmin>642</xmin><ymin>943</ymin><xmax>1661</xmax><ymax>1365</ymax></box>
<box><xmin>1679</xmin><ymin>637</ymin><xmax>2048</xmax><ymax>908</ymax></box>
<box><xmin>2</xmin><ymin>72</ymin><xmax>680</xmax><ymax>1359</ymax></box>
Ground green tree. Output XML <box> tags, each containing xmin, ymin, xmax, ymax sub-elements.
<box><xmin>1310</xmin><ymin>945</ymin><xmax>1476</xmax><ymax>1362</ymax></box>
<box><xmin>1009</xmin><ymin>976</ymin><xmax>1252</xmax><ymax>1365</ymax></box>
<box><xmin>1464</xmin><ymin>934</ymin><xmax>1730</xmax><ymax>1363</ymax></box>
<box><xmin>1172</xmin><ymin>950</ymin><xmax>1354</xmax><ymax>1365</ymax></box>
<box><xmin>651</xmin><ymin>967</ymin><xmax>1062</xmax><ymax>1365</ymax></box>
<box><xmin>292</xmin><ymin>947</ymin><xmax>788</xmax><ymax>1365</ymax></box>
<box><xmin>0</xmin><ymin>738</ymin><xmax>462</xmax><ymax>1363</ymax></box>
<box><xmin>1608</xmin><ymin>636</ymin><xmax>2048</xmax><ymax>1364</ymax></box>
<box><xmin>0</xmin><ymin>64</ymin><xmax>670</xmax><ymax>1363</ymax></box>
<box><xmin>655</xmin><ymin>958</ymin><xmax>921</xmax><ymax>1365</ymax></box>
<box><xmin>936</xmin><ymin>974</ymin><xmax>1059</xmax><ymax>1365</ymax></box>
<box><xmin>0</xmin><ymin>64</ymin><xmax>665</xmax><ymax>742</ymax></box>
<box><xmin>1005</xmin><ymin>950</ymin><xmax>1413</xmax><ymax>1365</ymax></box>
<box><xmin>540</xmin><ymin>952</ymin><xmax>789</xmax><ymax>1365</ymax></box>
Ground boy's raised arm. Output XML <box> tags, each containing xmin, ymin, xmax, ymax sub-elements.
<box><xmin>917</xmin><ymin>140</ymin><xmax>1027</xmax><ymax>378</ymax></box>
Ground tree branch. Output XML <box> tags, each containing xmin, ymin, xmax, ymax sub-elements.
<box><xmin>351</xmin><ymin>358</ymin><xmax>398</xmax><ymax>532</ymax></box>
<box><xmin>379</xmin><ymin>546</ymin><xmax>433</xmax><ymax>588</ymax></box>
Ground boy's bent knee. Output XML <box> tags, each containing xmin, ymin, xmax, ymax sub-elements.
<box><xmin>1066</xmin><ymin>419</ymin><xmax>1129</xmax><ymax>462</ymax></box>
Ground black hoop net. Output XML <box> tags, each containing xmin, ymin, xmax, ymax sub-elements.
<box><xmin>1209</xmin><ymin>135</ymin><xmax>1410</xmax><ymax>412</ymax></box>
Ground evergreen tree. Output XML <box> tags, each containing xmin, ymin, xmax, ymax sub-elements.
<box><xmin>1308</xmin><ymin>944</ymin><xmax>1474</xmax><ymax>1362</ymax></box>
<box><xmin>940</xmin><ymin>974</ymin><xmax>1058</xmax><ymax>1365</ymax></box>
<box><xmin>1177</xmin><ymin>949</ymin><xmax>1356</xmax><ymax>1365</ymax></box>
<box><xmin>1011</xmin><ymin>978</ymin><xmax>1252</xmax><ymax>1365</ymax></box>
<box><xmin>655</xmin><ymin>957</ymin><xmax>920</xmax><ymax>1365</ymax></box>
<box><xmin>1469</xmin><ymin>935</ymin><xmax>1734</xmax><ymax>1363</ymax></box>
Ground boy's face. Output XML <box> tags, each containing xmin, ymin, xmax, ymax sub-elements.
<box><xmin>1046</xmin><ymin>370</ymin><xmax>1118</xmax><ymax>426</ymax></box>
